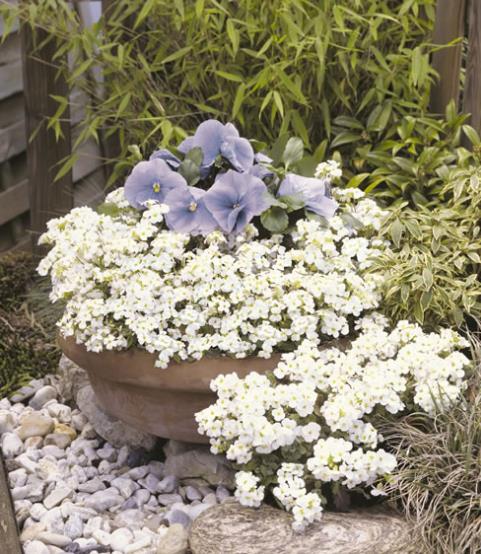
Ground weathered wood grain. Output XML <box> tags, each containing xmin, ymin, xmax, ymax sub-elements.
<box><xmin>0</xmin><ymin>452</ymin><xmax>23</xmax><ymax>554</ymax></box>
<box><xmin>21</xmin><ymin>21</ymin><xmax>73</xmax><ymax>250</ymax></box>
<box><xmin>0</xmin><ymin>120</ymin><xmax>26</xmax><ymax>164</ymax></box>
<box><xmin>72</xmin><ymin>136</ymin><xmax>104</xmax><ymax>183</ymax></box>
<box><xmin>463</xmin><ymin>0</ymin><xmax>481</xmax><ymax>136</ymax></box>
<box><xmin>0</xmin><ymin>59</ymin><xmax>23</xmax><ymax>101</ymax></box>
<box><xmin>74</xmin><ymin>167</ymin><xmax>106</xmax><ymax>208</ymax></box>
<box><xmin>430</xmin><ymin>0</ymin><xmax>466</xmax><ymax>113</ymax></box>
<box><xmin>0</xmin><ymin>179</ymin><xmax>28</xmax><ymax>226</ymax></box>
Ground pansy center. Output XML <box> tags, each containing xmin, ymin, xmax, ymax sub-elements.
<box><xmin>232</xmin><ymin>203</ymin><xmax>240</xmax><ymax>209</ymax></box>
<box><xmin>152</xmin><ymin>182</ymin><xmax>161</xmax><ymax>193</ymax></box>
<box><xmin>189</xmin><ymin>201</ymin><xmax>198</xmax><ymax>212</ymax></box>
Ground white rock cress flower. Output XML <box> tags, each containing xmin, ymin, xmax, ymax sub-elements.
<box><xmin>196</xmin><ymin>316</ymin><xmax>470</xmax><ymax>531</ymax></box>
<box><xmin>37</xmin><ymin>187</ymin><xmax>388</xmax><ymax>368</ymax></box>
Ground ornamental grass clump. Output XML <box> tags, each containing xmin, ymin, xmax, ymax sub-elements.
<box><xmin>383</xmin><ymin>340</ymin><xmax>481</xmax><ymax>554</ymax></box>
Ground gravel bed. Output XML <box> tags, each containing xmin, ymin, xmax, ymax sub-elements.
<box><xmin>0</xmin><ymin>377</ymin><xmax>232</xmax><ymax>554</ymax></box>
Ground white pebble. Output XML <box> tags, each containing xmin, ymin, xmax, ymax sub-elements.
<box><xmin>2</xmin><ymin>432</ymin><xmax>23</xmax><ymax>458</ymax></box>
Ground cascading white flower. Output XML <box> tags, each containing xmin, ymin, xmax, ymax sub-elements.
<box><xmin>195</xmin><ymin>315</ymin><xmax>470</xmax><ymax>530</ymax></box>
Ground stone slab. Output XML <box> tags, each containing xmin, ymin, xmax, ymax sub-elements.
<box><xmin>189</xmin><ymin>502</ymin><xmax>414</xmax><ymax>554</ymax></box>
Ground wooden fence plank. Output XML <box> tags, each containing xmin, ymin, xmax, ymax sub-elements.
<box><xmin>430</xmin><ymin>0</ymin><xmax>466</xmax><ymax>113</ymax></box>
<box><xmin>0</xmin><ymin>179</ymin><xmax>28</xmax><ymax>225</ymax></box>
<box><xmin>21</xmin><ymin>21</ymin><xmax>73</xmax><ymax>250</ymax></box>
<box><xmin>463</xmin><ymin>0</ymin><xmax>481</xmax><ymax>135</ymax></box>
<box><xmin>0</xmin><ymin>120</ymin><xmax>25</xmax><ymax>164</ymax></box>
<box><xmin>0</xmin><ymin>452</ymin><xmax>23</xmax><ymax>554</ymax></box>
<box><xmin>0</xmin><ymin>59</ymin><xmax>23</xmax><ymax>101</ymax></box>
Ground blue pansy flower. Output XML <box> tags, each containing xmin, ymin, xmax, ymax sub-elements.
<box><xmin>164</xmin><ymin>186</ymin><xmax>217</xmax><ymax>235</ymax></box>
<box><xmin>149</xmin><ymin>149</ymin><xmax>181</xmax><ymax>169</ymax></box>
<box><xmin>204</xmin><ymin>170</ymin><xmax>270</xmax><ymax>234</ymax></box>
<box><xmin>178</xmin><ymin>119</ymin><xmax>254</xmax><ymax>173</ymax></box>
<box><xmin>248</xmin><ymin>151</ymin><xmax>275</xmax><ymax>180</ymax></box>
<box><xmin>278</xmin><ymin>174</ymin><xmax>338</xmax><ymax>218</ymax></box>
<box><xmin>124</xmin><ymin>159</ymin><xmax>187</xmax><ymax>210</ymax></box>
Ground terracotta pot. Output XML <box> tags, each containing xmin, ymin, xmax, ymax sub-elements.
<box><xmin>59</xmin><ymin>336</ymin><xmax>281</xmax><ymax>444</ymax></box>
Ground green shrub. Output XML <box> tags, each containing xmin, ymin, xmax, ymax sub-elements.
<box><xmin>371</xmin><ymin>163</ymin><xmax>481</xmax><ymax>329</ymax></box>
<box><xmin>336</xmin><ymin>102</ymin><xmax>478</xmax><ymax>206</ymax></box>
<box><xmin>3</xmin><ymin>0</ymin><xmax>440</xmax><ymax>183</ymax></box>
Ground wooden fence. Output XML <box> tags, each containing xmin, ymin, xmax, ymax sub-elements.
<box><xmin>0</xmin><ymin>4</ymin><xmax>106</xmax><ymax>254</ymax></box>
<box><xmin>0</xmin><ymin>0</ymin><xmax>480</xmax><ymax>255</ymax></box>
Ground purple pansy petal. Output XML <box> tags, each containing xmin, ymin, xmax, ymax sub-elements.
<box><xmin>177</xmin><ymin>136</ymin><xmax>195</xmax><ymax>154</ymax></box>
<box><xmin>248</xmin><ymin>164</ymin><xmax>274</xmax><ymax>180</ymax></box>
<box><xmin>220</xmin><ymin>136</ymin><xmax>254</xmax><ymax>172</ymax></box>
<box><xmin>183</xmin><ymin>120</ymin><xmax>226</xmax><ymax>167</ymax></box>
<box><xmin>205</xmin><ymin>172</ymin><xmax>241</xmax><ymax>206</ymax></box>
<box><xmin>226</xmin><ymin>206</ymin><xmax>244</xmax><ymax>234</ymax></box>
<box><xmin>204</xmin><ymin>170</ymin><xmax>269</xmax><ymax>234</ymax></box>
<box><xmin>149</xmin><ymin>149</ymin><xmax>181</xmax><ymax>168</ymax></box>
<box><xmin>278</xmin><ymin>174</ymin><xmax>338</xmax><ymax>218</ymax></box>
<box><xmin>255</xmin><ymin>152</ymin><xmax>273</xmax><ymax>164</ymax></box>
<box><xmin>164</xmin><ymin>186</ymin><xmax>217</xmax><ymax>235</ymax></box>
<box><xmin>124</xmin><ymin>159</ymin><xmax>187</xmax><ymax>210</ymax></box>
<box><xmin>303</xmin><ymin>195</ymin><xmax>339</xmax><ymax>218</ymax></box>
<box><xmin>177</xmin><ymin>119</ymin><xmax>253</xmax><ymax>172</ymax></box>
<box><xmin>223</xmin><ymin>122</ymin><xmax>240</xmax><ymax>138</ymax></box>
<box><xmin>241</xmin><ymin>180</ymin><xmax>271</xmax><ymax>215</ymax></box>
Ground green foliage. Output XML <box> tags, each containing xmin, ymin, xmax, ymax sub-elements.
<box><xmin>383</xmin><ymin>339</ymin><xmax>481</xmax><ymax>554</ymax></box>
<box><xmin>1</xmin><ymin>0</ymin><xmax>439</xmax><ymax>183</ymax></box>
<box><xmin>0</xmin><ymin>254</ymin><xmax>60</xmax><ymax>398</ymax></box>
<box><xmin>338</xmin><ymin>102</ymin><xmax>478</xmax><ymax>206</ymax></box>
<box><xmin>371</xmin><ymin>165</ymin><xmax>481</xmax><ymax>329</ymax></box>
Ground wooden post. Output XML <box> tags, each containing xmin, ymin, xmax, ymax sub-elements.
<box><xmin>100</xmin><ymin>0</ymin><xmax>122</xmax><ymax>187</ymax></box>
<box><xmin>430</xmin><ymin>0</ymin><xmax>467</xmax><ymax>113</ymax></box>
<box><xmin>463</xmin><ymin>0</ymin><xmax>481</xmax><ymax>135</ymax></box>
<box><xmin>0</xmin><ymin>453</ymin><xmax>23</xmax><ymax>554</ymax></box>
<box><xmin>21</xmin><ymin>22</ymin><xmax>73</xmax><ymax>251</ymax></box>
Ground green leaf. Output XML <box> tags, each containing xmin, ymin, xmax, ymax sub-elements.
<box><xmin>115</xmin><ymin>92</ymin><xmax>132</xmax><ymax>119</ymax></box>
<box><xmin>346</xmin><ymin>173</ymin><xmax>370</xmax><ymax>188</ymax></box>
<box><xmin>261</xmin><ymin>207</ymin><xmax>289</xmax><ymax>233</ymax></box>
<box><xmin>226</xmin><ymin>20</ymin><xmax>240</xmax><ymax>56</ymax></box>
<box><xmin>178</xmin><ymin>159</ymin><xmax>200</xmax><ymax>185</ymax></box>
<box><xmin>161</xmin><ymin>46</ymin><xmax>193</xmax><ymax>64</ymax></box>
<box><xmin>54</xmin><ymin>154</ymin><xmax>78</xmax><ymax>182</ymax></box>
<box><xmin>277</xmin><ymin>194</ymin><xmax>305</xmax><ymax>212</ymax></box>
<box><xmin>215</xmin><ymin>70</ymin><xmax>243</xmax><ymax>83</ymax></box>
<box><xmin>390</xmin><ymin>219</ymin><xmax>404</xmax><ymax>248</ymax></box>
<box><xmin>462</xmin><ymin>125</ymin><xmax>481</xmax><ymax>146</ymax></box>
<box><xmin>232</xmin><ymin>84</ymin><xmax>246</xmax><ymax>119</ymax></box>
<box><xmin>340</xmin><ymin>212</ymin><xmax>364</xmax><ymax>230</ymax></box>
<box><xmin>273</xmin><ymin>91</ymin><xmax>285</xmax><ymax>119</ymax></box>
<box><xmin>330</xmin><ymin>132</ymin><xmax>362</xmax><ymax>148</ymax></box>
<box><xmin>185</xmin><ymin>146</ymin><xmax>203</xmax><ymax>166</ymax></box>
<box><xmin>96</xmin><ymin>203</ymin><xmax>122</xmax><ymax>217</ymax></box>
<box><xmin>282</xmin><ymin>137</ymin><xmax>304</xmax><ymax>167</ymax></box>
<box><xmin>134</xmin><ymin>0</ymin><xmax>156</xmax><ymax>29</ymax></box>
<box><xmin>422</xmin><ymin>268</ymin><xmax>433</xmax><ymax>290</ymax></box>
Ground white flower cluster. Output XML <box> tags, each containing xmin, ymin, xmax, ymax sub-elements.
<box><xmin>196</xmin><ymin>315</ymin><xmax>470</xmax><ymax>530</ymax></box>
<box><xmin>315</xmin><ymin>160</ymin><xmax>343</xmax><ymax>180</ymax></box>
<box><xmin>38</xmin><ymin>187</ymin><xmax>386</xmax><ymax>367</ymax></box>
